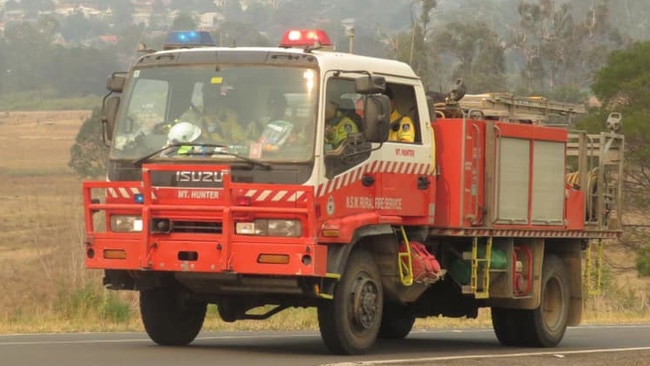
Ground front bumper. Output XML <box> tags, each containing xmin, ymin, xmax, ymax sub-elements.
<box><xmin>83</xmin><ymin>164</ymin><xmax>325</xmax><ymax>277</ymax></box>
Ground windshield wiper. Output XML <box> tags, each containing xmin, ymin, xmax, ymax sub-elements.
<box><xmin>133</xmin><ymin>143</ymin><xmax>186</xmax><ymax>166</ymax></box>
<box><xmin>132</xmin><ymin>143</ymin><xmax>271</xmax><ymax>170</ymax></box>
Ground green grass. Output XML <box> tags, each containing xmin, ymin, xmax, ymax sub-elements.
<box><xmin>0</xmin><ymin>92</ymin><xmax>101</xmax><ymax>111</ymax></box>
<box><xmin>57</xmin><ymin>285</ymin><xmax>133</xmax><ymax>324</ymax></box>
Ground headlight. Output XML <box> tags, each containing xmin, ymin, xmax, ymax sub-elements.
<box><xmin>236</xmin><ymin>219</ymin><xmax>302</xmax><ymax>237</ymax></box>
<box><xmin>110</xmin><ymin>215</ymin><xmax>143</xmax><ymax>232</ymax></box>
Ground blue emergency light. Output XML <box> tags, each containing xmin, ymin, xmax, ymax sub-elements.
<box><xmin>163</xmin><ymin>31</ymin><xmax>216</xmax><ymax>50</ymax></box>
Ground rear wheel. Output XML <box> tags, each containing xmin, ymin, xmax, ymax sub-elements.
<box><xmin>318</xmin><ymin>250</ymin><xmax>383</xmax><ymax>355</ymax></box>
<box><xmin>140</xmin><ymin>285</ymin><xmax>207</xmax><ymax>346</ymax></box>
<box><xmin>378</xmin><ymin>301</ymin><xmax>415</xmax><ymax>339</ymax></box>
<box><xmin>491</xmin><ymin>254</ymin><xmax>570</xmax><ymax>348</ymax></box>
<box><xmin>526</xmin><ymin>255</ymin><xmax>570</xmax><ymax>347</ymax></box>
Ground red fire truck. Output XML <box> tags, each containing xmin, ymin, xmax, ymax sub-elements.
<box><xmin>83</xmin><ymin>30</ymin><xmax>624</xmax><ymax>354</ymax></box>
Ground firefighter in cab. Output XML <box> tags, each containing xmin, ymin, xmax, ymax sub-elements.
<box><xmin>324</xmin><ymin>96</ymin><xmax>358</xmax><ymax>150</ymax></box>
<box><xmin>258</xmin><ymin>91</ymin><xmax>294</xmax><ymax>152</ymax></box>
<box><xmin>177</xmin><ymin>79</ymin><xmax>247</xmax><ymax>144</ymax></box>
<box><xmin>386</xmin><ymin>86</ymin><xmax>415</xmax><ymax>143</ymax></box>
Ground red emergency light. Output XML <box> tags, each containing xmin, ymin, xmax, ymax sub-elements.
<box><xmin>279</xmin><ymin>29</ymin><xmax>333</xmax><ymax>50</ymax></box>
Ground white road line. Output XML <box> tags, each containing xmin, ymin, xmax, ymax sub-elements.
<box><xmin>320</xmin><ymin>347</ymin><xmax>650</xmax><ymax>366</ymax></box>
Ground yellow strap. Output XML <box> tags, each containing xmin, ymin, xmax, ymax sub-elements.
<box><xmin>398</xmin><ymin>226</ymin><xmax>414</xmax><ymax>286</ymax></box>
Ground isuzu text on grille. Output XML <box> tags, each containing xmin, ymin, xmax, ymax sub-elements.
<box><xmin>175</xmin><ymin>171</ymin><xmax>224</xmax><ymax>183</ymax></box>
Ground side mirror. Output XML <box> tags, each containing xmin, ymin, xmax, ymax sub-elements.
<box><xmin>101</xmin><ymin>95</ymin><xmax>121</xmax><ymax>145</ymax></box>
<box><xmin>106</xmin><ymin>72</ymin><xmax>127</xmax><ymax>93</ymax></box>
<box><xmin>363</xmin><ymin>94</ymin><xmax>390</xmax><ymax>142</ymax></box>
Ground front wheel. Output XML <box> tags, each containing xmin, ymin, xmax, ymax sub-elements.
<box><xmin>140</xmin><ymin>285</ymin><xmax>207</xmax><ymax>346</ymax></box>
<box><xmin>318</xmin><ymin>250</ymin><xmax>383</xmax><ymax>355</ymax></box>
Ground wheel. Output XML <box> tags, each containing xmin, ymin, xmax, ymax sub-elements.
<box><xmin>491</xmin><ymin>254</ymin><xmax>569</xmax><ymax>348</ymax></box>
<box><xmin>139</xmin><ymin>285</ymin><xmax>207</xmax><ymax>346</ymax></box>
<box><xmin>217</xmin><ymin>297</ymin><xmax>250</xmax><ymax>323</ymax></box>
<box><xmin>491</xmin><ymin>307</ymin><xmax>526</xmax><ymax>346</ymax></box>
<box><xmin>378</xmin><ymin>301</ymin><xmax>415</xmax><ymax>339</ymax></box>
<box><xmin>318</xmin><ymin>250</ymin><xmax>383</xmax><ymax>355</ymax></box>
<box><xmin>217</xmin><ymin>299</ymin><xmax>239</xmax><ymax>323</ymax></box>
<box><xmin>526</xmin><ymin>255</ymin><xmax>570</xmax><ymax>347</ymax></box>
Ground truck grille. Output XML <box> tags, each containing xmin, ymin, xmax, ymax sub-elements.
<box><xmin>171</xmin><ymin>221</ymin><xmax>223</xmax><ymax>234</ymax></box>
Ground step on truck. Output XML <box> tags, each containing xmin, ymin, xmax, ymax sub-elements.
<box><xmin>83</xmin><ymin>29</ymin><xmax>624</xmax><ymax>354</ymax></box>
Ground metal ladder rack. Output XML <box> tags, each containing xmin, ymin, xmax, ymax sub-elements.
<box><xmin>567</xmin><ymin>131</ymin><xmax>624</xmax><ymax>230</ymax></box>
<box><xmin>461</xmin><ymin>237</ymin><xmax>493</xmax><ymax>299</ymax></box>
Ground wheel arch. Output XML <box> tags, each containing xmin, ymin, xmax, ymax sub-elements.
<box><xmin>325</xmin><ymin>224</ymin><xmax>395</xmax><ymax>275</ymax></box>
<box><xmin>325</xmin><ymin>224</ymin><xmax>404</xmax><ymax>301</ymax></box>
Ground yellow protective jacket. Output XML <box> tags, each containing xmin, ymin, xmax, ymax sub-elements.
<box><xmin>178</xmin><ymin>107</ymin><xmax>248</xmax><ymax>144</ymax></box>
<box><xmin>388</xmin><ymin>109</ymin><xmax>415</xmax><ymax>143</ymax></box>
<box><xmin>325</xmin><ymin>111</ymin><xmax>359</xmax><ymax>149</ymax></box>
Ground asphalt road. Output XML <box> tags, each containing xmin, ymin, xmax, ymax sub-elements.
<box><xmin>0</xmin><ymin>325</ymin><xmax>649</xmax><ymax>366</ymax></box>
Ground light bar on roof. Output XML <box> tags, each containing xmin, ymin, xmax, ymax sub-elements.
<box><xmin>163</xmin><ymin>30</ymin><xmax>216</xmax><ymax>50</ymax></box>
<box><xmin>279</xmin><ymin>29</ymin><xmax>333</xmax><ymax>50</ymax></box>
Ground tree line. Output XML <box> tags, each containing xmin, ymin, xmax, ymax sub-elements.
<box><xmin>2</xmin><ymin>0</ymin><xmax>650</xmax><ymax>101</ymax></box>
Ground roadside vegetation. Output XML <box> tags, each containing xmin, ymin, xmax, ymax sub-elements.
<box><xmin>0</xmin><ymin>92</ymin><xmax>101</xmax><ymax>112</ymax></box>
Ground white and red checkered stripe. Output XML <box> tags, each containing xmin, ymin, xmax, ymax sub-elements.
<box><xmin>107</xmin><ymin>185</ymin><xmax>307</xmax><ymax>204</ymax></box>
<box><xmin>316</xmin><ymin>160</ymin><xmax>432</xmax><ymax>197</ymax></box>
<box><xmin>107</xmin><ymin>187</ymin><xmax>142</xmax><ymax>199</ymax></box>
<box><xmin>242</xmin><ymin>189</ymin><xmax>308</xmax><ymax>203</ymax></box>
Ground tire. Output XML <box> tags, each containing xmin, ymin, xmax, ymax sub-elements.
<box><xmin>525</xmin><ymin>255</ymin><xmax>570</xmax><ymax>347</ymax></box>
<box><xmin>217</xmin><ymin>299</ymin><xmax>239</xmax><ymax>323</ymax></box>
<box><xmin>491</xmin><ymin>307</ymin><xmax>526</xmax><ymax>346</ymax></box>
<box><xmin>318</xmin><ymin>250</ymin><xmax>383</xmax><ymax>355</ymax></box>
<box><xmin>491</xmin><ymin>254</ymin><xmax>570</xmax><ymax>348</ymax></box>
<box><xmin>378</xmin><ymin>301</ymin><xmax>415</xmax><ymax>339</ymax></box>
<box><xmin>140</xmin><ymin>285</ymin><xmax>207</xmax><ymax>346</ymax></box>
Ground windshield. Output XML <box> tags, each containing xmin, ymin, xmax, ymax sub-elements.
<box><xmin>111</xmin><ymin>65</ymin><xmax>318</xmax><ymax>163</ymax></box>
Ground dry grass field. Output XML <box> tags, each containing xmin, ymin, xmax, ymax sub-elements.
<box><xmin>0</xmin><ymin>110</ymin><xmax>104</xmax><ymax>331</ymax></box>
<box><xmin>0</xmin><ymin>110</ymin><xmax>647</xmax><ymax>334</ymax></box>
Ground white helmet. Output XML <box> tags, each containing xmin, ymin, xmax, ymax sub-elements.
<box><xmin>167</xmin><ymin>122</ymin><xmax>202</xmax><ymax>143</ymax></box>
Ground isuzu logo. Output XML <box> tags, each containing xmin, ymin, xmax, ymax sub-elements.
<box><xmin>175</xmin><ymin>171</ymin><xmax>225</xmax><ymax>183</ymax></box>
